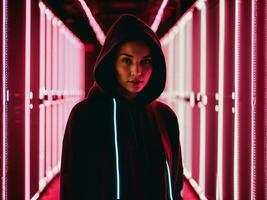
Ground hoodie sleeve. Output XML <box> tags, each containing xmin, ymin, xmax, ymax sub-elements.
<box><xmin>60</xmin><ymin>103</ymin><xmax>82</xmax><ymax>200</ymax></box>
<box><xmin>156</xmin><ymin>102</ymin><xmax>184</xmax><ymax>200</ymax></box>
<box><xmin>170</xmin><ymin>115</ymin><xmax>184</xmax><ymax>200</ymax></box>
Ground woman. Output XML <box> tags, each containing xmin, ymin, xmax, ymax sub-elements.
<box><xmin>60</xmin><ymin>14</ymin><xmax>183</xmax><ymax>200</ymax></box>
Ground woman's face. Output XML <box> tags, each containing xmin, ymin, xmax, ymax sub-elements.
<box><xmin>115</xmin><ymin>40</ymin><xmax>153</xmax><ymax>100</ymax></box>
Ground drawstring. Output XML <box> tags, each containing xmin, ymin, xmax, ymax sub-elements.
<box><xmin>165</xmin><ymin>160</ymin><xmax>174</xmax><ymax>200</ymax></box>
<box><xmin>112</xmin><ymin>98</ymin><xmax>173</xmax><ymax>200</ymax></box>
<box><xmin>113</xmin><ymin>98</ymin><xmax>120</xmax><ymax>199</ymax></box>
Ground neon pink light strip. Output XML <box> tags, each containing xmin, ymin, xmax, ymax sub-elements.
<box><xmin>38</xmin><ymin>1</ymin><xmax>46</xmax><ymax>189</ymax></box>
<box><xmin>58</xmin><ymin>25</ymin><xmax>63</xmax><ymax>164</ymax></box>
<box><xmin>234</xmin><ymin>0</ymin><xmax>240</xmax><ymax>199</ymax></box>
<box><xmin>216</xmin><ymin>0</ymin><xmax>225</xmax><ymax>199</ymax></box>
<box><xmin>52</xmin><ymin>16</ymin><xmax>58</xmax><ymax>168</ymax></box>
<box><xmin>25</xmin><ymin>0</ymin><xmax>31</xmax><ymax>199</ymax></box>
<box><xmin>151</xmin><ymin>0</ymin><xmax>168</xmax><ymax>32</ymax></box>
<box><xmin>2</xmin><ymin>0</ymin><xmax>7</xmax><ymax>199</ymax></box>
<box><xmin>251</xmin><ymin>0</ymin><xmax>256</xmax><ymax>198</ymax></box>
<box><xmin>199</xmin><ymin>3</ymin><xmax>207</xmax><ymax>193</ymax></box>
<box><xmin>77</xmin><ymin>0</ymin><xmax>105</xmax><ymax>45</ymax></box>
<box><xmin>45</xmin><ymin>9</ymin><xmax>52</xmax><ymax>178</ymax></box>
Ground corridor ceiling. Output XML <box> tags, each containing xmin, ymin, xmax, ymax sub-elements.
<box><xmin>42</xmin><ymin>0</ymin><xmax>196</xmax><ymax>44</ymax></box>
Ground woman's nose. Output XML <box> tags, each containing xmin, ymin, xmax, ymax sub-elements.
<box><xmin>131</xmin><ymin>63</ymin><xmax>141</xmax><ymax>76</ymax></box>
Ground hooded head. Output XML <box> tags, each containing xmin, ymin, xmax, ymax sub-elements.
<box><xmin>93</xmin><ymin>14</ymin><xmax>166</xmax><ymax>104</ymax></box>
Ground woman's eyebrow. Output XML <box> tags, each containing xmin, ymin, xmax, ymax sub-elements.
<box><xmin>119</xmin><ymin>53</ymin><xmax>133</xmax><ymax>57</ymax></box>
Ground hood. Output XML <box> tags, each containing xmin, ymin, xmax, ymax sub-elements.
<box><xmin>93</xmin><ymin>14</ymin><xmax>166</xmax><ymax>104</ymax></box>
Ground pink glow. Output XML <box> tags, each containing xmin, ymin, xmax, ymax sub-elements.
<box><xmin>151</xmin><ymin>0</ymin><xmax>168</xmax><ymax>32</ymax></box>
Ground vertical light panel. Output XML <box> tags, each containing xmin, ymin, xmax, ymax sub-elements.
<box><xmin>2</xmin><ymin>0</ymin><xmax>7</xmax><ymax>199</ymax></box>
<box><xmin>45</xmin><ymin>8</ymin><xmax>52</xmax><ymax>179</ymax></box>
<box><xmin>234</xmin><ymin>0</ymin><xmax>240</xmax><ymax>199</ymax></box>
<box><xmin>199</xmin><ymin>2</ymin><xmax>207</xmax><ymax>194</ymax></box>
<box><xmin>52</xmin><ymin>16</ymin><xmax>58</xmax><ymax>171</ymax></box>
<box><xmin>250</xmin><ymin>0</ymin><xmax>256</xmax><ymax>199</ymax></box>
<box><xmin>35</xmin><ymin>1</ymin><xmax>85</xmax><ymax>195</ymax></box>
<box><xmin>64</xmin><ymin>34</ymin><xmax>69</xmax><ymax>124</ymax></box>
<box><xmin>177</xmin><ymin>28</ymin><xmax>185</xmax><ymax>156</ymax></box>
<box><xmin>185</xmin><ymin>17</ymin><xmax>193</xmax><ymax>175</ymax></box>
<box><xmin>25</xmin><ymin>0</ymin><xmax>31</xmax><ymax>199</ymax></box>
<box><xmin>38</xmin><ymin>1</ymin><xmax>46</xmax><ymax>189</ymax></box>
<box><xmin>58</xmin><ymin>22</ymin><xmax>64</xmax><ymax>164</ymax></box>
<box><xmin>216</xmin><ymin>0</ymin><xmax>225</xmax><ymax>199</ymax></box>
<box><xmin>265</xmin><ymin>2</ymin><xmax>267</xmax><ymax>199</ymax></box>
<box><xmin>189</xmin><ymin>6</ymin><xmax>202</xmax><ymax>189</ymax></box>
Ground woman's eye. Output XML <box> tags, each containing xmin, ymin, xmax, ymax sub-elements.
<box><xmin>141</xmin><ymin>59</ymin><xmax>152</xmax><ymax>65</ymax></box>
<box><xmin>122</xmin><ymin>58</ymin><xmax>132</xmax><ymax>65</ymax></box>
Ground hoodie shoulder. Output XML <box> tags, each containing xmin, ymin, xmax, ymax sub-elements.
<box><xmin>153</xmin><ymin>100</ymin><xmax>178</xmax><ymax>121</ymax></box>
<box><xmin>68</xmin><ymin>84</ymin><xmax>111</xmax><ymax>123</ymax></box>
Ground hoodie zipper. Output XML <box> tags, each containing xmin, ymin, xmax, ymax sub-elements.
<box><xmin>113</xmin><ymin>98</ymin><xmax>120</xmax><ymax>199</ymax></box>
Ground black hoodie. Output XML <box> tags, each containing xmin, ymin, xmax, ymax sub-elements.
<box><xmin>60</xmin><ymin>14</ymin><xmax>183</xmax><ymax>200</ymax></box>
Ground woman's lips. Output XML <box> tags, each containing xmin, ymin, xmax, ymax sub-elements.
<box><xmin>128</xmin><ymin>80</ymin><xmax>143</xmax><ymax>83</ymax></box>
<box><xmin>128</xmin><ymin>80</ymin><xmax>143</xmax><ymax>84</ymax></box>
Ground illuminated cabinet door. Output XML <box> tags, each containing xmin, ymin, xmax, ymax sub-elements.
<box><xmin>221</xmin><ymin>1</ymin><xmax>235</xmax><ymax>199</ymax></box>
<box><xmin>3</xmin><ymin>0</ymin><xmax>40</xmax><ymax>199</ymax></box>
<box><xmin>253</xmin><ymin>0</ymin><xmax>267</xmax><ymax>198</ymax></box>
<box><xmin>235</xmin><ymin>1</ymin><xmax>253</xmax><ymax>199</ymax></box>
<box><xmin>234</xmin><ymin>0</ymin><xmax>267</xmax><ymax>199</ymax></box>
<box><xmin>183</xmin><ymin>17</ymin><xmax>193</xmax><ymax>179</ymax></box>
<box><xmin>1</xmin><ymin>0</ymin><xmax>5</xmax><ymax>199</ymax></box>
<box><xmin>29</xmin><ymin>1</ymin><xmax>41</xmax><ymax>198</ymax></box>
<box><xmin>45</xmin><ymin>11</ymin><xmax>53</xmax><ymax>180</ymax></box>
<box><xmin>39</xmin><ymin>3</ymin><xmax>46</xmax><ymax>190</ymax></box>
<box><xmin>6</xmin><ymin>1</ymin><xmax>27</xmax><ymax>199</ymax></box>
<box><xmin>173</xmin><ymin>31</ymin><xmax>185</xmax><ymax>155</ymax></box>
<box><xmin>191</xmin><ymin>8</ymin><xmax>201</xmax><ymax>184</ymax></box>
<box><xmin>37</xmin><ymin>1</ymin><xmax>85</xmax><ymax>194</ymax></box>
<box><xmin>192</xmin><ymin>10</ymin><xmax>201</xmax><ymax>181</ymax></box>
<box><xmin>51</xmin><ymin>16</ymin><xmax>59</xmax><ymax>171</ymax></box>
<box><xmin>58</xmin><ymin>25</ymin><xmax>65</xmax><ymax>163</ymax></box>
<box><xmin>204</xmin><ymin>2</ymin><xmax>219</xmax><ymax>199</ymax></box>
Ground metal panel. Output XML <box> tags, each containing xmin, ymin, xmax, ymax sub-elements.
<box><xmin>7</xmin><ymin>1</ymin><xmax>26</xmax><ymax>199</ymax></box>
<box><xmin>30</xmin><ymin>1</ymin><xmax>40</xmax><ymax>198</ymax></box>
